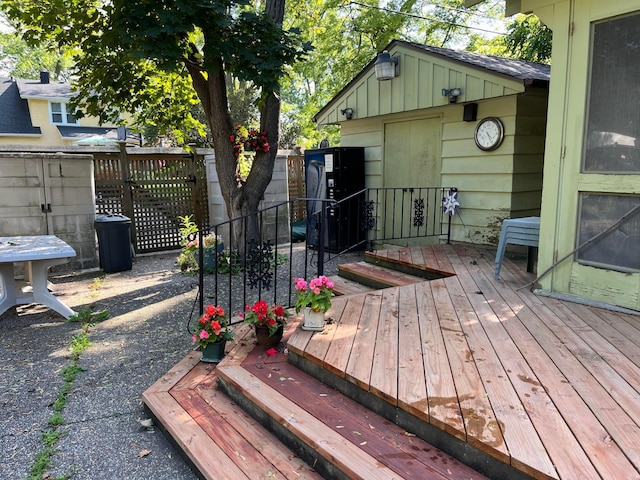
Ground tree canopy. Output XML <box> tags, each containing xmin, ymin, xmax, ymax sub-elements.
<box><xmin>1</xmin><ymin>1</ymin><xmax>552</xmax><ymax>150</ymax></box>
<box><xmin>3</xmin><ymin>0</ymin><xmax>312</xmax><ymax>242</ymax></box>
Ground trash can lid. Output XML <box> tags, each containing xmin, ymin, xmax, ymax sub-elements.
<box><xmin>95</xmin><ymin>213</ymin><xmax>131</xmax><ymax>222</ymax></box>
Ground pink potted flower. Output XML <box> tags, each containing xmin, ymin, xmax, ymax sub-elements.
<box><xmin>294</xmin><ymin>276</ymin><xmax>334</xmax><ymax>331</ymax></box>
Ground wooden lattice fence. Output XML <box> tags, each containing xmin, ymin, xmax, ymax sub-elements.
<box><xmin>94</xmin><ymin>147</ymin><xmax>209</xmax><ymax>253</ymax></box>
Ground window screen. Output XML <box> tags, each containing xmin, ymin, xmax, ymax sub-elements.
<box><xmin>577</xmin><ymin>194</ymin><xmax>640</xmax><ymax>271</ymax></box>
<box><xmin>584</xmin><ymin>12</ymin><xmax>640</xmax><ymax>173</ymax></box>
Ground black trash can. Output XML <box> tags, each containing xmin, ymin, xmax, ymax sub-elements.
<box><xmin>94</xmin><ymin>214</ymin><xmax>132</xmax><ymax>273</ymax></box>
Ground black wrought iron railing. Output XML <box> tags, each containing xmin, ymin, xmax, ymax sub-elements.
<box><xmin>362</xmin><ymin>187</ymin><xmax>456</xmax><ymax>246</ymax></box>
<box><xmin>195</xmin><ymin>186</ymin><xmax>456</xmax><ymax>323</ymax></box>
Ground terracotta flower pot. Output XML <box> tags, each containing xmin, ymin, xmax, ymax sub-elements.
<box><xmin>254</xmin><ymin>323</ymin><xmax>284</xmax><ymax>346</ymax></box>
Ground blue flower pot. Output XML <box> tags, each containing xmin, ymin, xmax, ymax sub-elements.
<box><xmin>203</xmin><ymin>243</ymin><xmax>224</xmax><ymax>272</ymax></box>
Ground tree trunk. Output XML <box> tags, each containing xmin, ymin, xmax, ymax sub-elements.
<box><xmin>187</xmin><ymin>0</ymin><xmax>285</xmax><ymax>254</ymax></box>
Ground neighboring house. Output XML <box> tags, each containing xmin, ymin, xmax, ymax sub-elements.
<box><xmin>465</xmin><ymin>0</ymin><xmax>640</xmax><ymax>311</ymax></box>
<box><xmin>313</xmin><ymin>40</ymin><xmax>550</xmax><ymax>245</ymax></box>
<box><xmin>0</xmin><ymin>73</ymin><xmax>140</xmax><ymax>146</ymax></box>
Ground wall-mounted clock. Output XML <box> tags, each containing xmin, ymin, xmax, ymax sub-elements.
<box><xmin>474</xmin><ymin>117</ymin><xmax>504</xmax><ymax>151</ymax></box>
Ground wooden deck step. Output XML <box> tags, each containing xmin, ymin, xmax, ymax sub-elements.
<box><xmin>143</xmin><ymin>325</ymin><xmax>323</xmax><ymax>480</ymax></box>
<box><xmin>338</xmin><ymin>261</ymin><xmax>426</xmax><ymax>289</ymax></box>
<box><xmin>365</xmin><ymin>244</ymin><xmax>456</xmax><ymax>278</ymax></box>
<box><xmin>216</xmin><ymin>345</ymin><xmax>488</xmax><ymax>480</ymax></box>
<box><xmin>328</xmin><ymin>275</ymin><xmax>375</xmax><ymax>296</ymax></box>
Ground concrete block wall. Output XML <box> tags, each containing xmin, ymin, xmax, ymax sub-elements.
<box><xmin>206</xmin><ymin>152</ymin><xmax>291</xmax><ymax>246</ymax></box>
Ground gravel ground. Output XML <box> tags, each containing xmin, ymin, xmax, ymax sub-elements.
<box><xmin>0</xmin><ymin>245</ymin><xmax>363</xmax><ymax>480</ymax></box>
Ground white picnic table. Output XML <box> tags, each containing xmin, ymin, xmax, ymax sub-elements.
<box><xmin>0</xmin><ymin>235</ymin><xmax>77</xmax><ymax>319</ymax></box>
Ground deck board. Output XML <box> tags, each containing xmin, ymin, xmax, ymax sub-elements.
<box><xmin>444</xmin><ymin>245</ymin><xmax>558</xmax><ymax>478</ymax></box>
<box><xmin>465</xmin><ymin>256</ymin><xmax>601</xmax><ymax>478</ymax></box>
<box><xmin>440</xmin><ymin>275</ymin><xmax>509</xmax><ymax>461</ymax></box>
<box><xmin>303</xmin><ymin>295</ymin><xmax>347</xmax><ymax>366</ymax></box>
<box><xmin>344</xmin><ymin>290</ymin><xmax>383</xmax><ymax>389</ymax></box>
<box><xmin>471</xmin><ymin>247</ymin><xmax>628</xmax><ymax>479</ymax></box>
<box><xmin>323</xmin><ymin>294</ymin><xmax>365</xmax><ymax>378</ymax></box>
<box><xmin>576</xmin><ymin>304</ymin><xmax>640</xmax><ymax>369</ymax></box>
<box><xmin>415</xmin><ymin>280</ymin><xmax>465</xmax><ymax>438</ymax></box>
<box><xmin>369</xmin><ymin>288</ymin><xmax>399</xmax><ymax>405</ymax></box>
<box><xmin>396</xmin><ymin>284</ymin><xmax>428</xmax><ymax>420</ymax></box>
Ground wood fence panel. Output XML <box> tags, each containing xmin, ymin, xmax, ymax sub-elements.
<box><xmin>287</xmin><ymin>154</ymin><xmax>305</xmax><ymax>223</ymax></box>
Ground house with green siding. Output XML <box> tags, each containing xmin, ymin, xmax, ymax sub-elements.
<box><xmin>464</xmin><ymin>0</ymin><xmax>640</xmax><ymax>311</ymax></box>
<box><xmin>313</xmin><ymin>40</ymin><xmax>550</xmax><ymax>246</ymax></box>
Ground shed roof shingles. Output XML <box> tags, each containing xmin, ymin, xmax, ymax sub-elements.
<box><xmin>404</xmin><ymin>41</ymin><xmax>550</xmax><ymax>82</ymax></box>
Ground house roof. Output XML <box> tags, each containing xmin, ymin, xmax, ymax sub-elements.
<box><xmin>16</xmin><ymin>77</ymin><xmax>74</xmax><ymax>100</ymax></box>
<box><xmin>0</xmin><ymin>78</ymin><xmax>42</xmax><ymax>136</ymax></box>
<box><xmin>313</xmin><ymin>40</ymin><xmax>550</xmax><ymax>125</ymax></box>
<box><xmin>57</xmin><ymin>125</ymin><xmax>142</xmax><ymax>145</ymax></box>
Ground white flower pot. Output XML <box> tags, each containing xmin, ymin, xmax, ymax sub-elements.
<box><xmin>302</xmin><ymin>307</ymin><xmax>325</xmax><ymax>331</ymax></box>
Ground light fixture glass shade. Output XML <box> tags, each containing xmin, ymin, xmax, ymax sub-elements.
<box><xmin>375</xmin><ymin>51</ymin><xmax>398</xmax><ymax>81</ymax></box>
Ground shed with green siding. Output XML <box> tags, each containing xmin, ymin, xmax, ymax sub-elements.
<box><xmin>313</xmin><ymin>40</ymin><xmax>549</xmax><ymax>246</ymax></box>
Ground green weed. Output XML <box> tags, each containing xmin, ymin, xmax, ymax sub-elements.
<box><xmin>23</xmin><ymin>307</ymin><xmax>102</xmax><ymax>480</ymax></box>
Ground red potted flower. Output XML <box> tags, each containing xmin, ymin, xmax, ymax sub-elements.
<box><xmin>192</xmin><ymin>304</ymin><xmax>234</xmax><ymax>362</ymax></box>
<box><xmin>242</xmin><ymin>300</ymin><xmax>289</xmax><ymax>347</ymax></box>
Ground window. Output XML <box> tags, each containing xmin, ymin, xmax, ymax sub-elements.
<box><xmin>50</xmin><ymin>102</ymin><xmax>77</xmax><ymax>125</ymax></box>
<box><xmin>577</xmin><ymin>194</ymin><xmax>640</xmax><ymax>272</ymax></box>
<box><xmin>583</xmin><ymin>12</ymin><xmax>640</xmax><ymax>173</ymax></box>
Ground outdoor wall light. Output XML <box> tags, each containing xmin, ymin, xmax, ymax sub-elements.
<box><xmin>374</xmin><ymin>50</ymin><xmax>399</xmax><ymax>81</ymax></box>
<box><xmin>442</xmin><ymin>87</ymin><xmax>462</xmax><ymax>104</ymax></box>
<box><xmin>341</xmin><ymin>108</ymin><xmax>354</xmax><ymax>120</ymax></box>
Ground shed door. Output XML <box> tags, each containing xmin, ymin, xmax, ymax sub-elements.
<box><xmin>382</xmin><ymin>117</ymin><xmax>442</xmax><ymax>244</ymax></box>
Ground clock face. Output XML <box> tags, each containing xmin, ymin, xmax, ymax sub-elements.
<box><xmin>474</xmin><ymin>117</ymin><xmax>504</xmax><ymax>151</ymax></box>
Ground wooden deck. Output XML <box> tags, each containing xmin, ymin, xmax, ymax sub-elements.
<box><xmin>289</xmin><ymin>243</ymin><xmax>640</xmax><ymax>480</ymax></box>
<box><xmin>144</xmin><ymin>243</ymin><xmax>640</xmax><ymax>480</ymax></box>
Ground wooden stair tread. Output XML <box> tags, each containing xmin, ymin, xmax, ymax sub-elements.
<box><xmin>366</xmin><ymin>245</ymin><xmax>456</xmax><ymax>278</ymax></box>
<box><xmin>338</xmin><ymin>261</ymin><xmax>425</xmax><ymax>289</ymax></box>
<box><xmin>328</xmin><ymin>275</ymin><xmax>374</xmax><ymax>296</ymax></box>
<box><xmin>216</xmin><ymin>344</ymin><xmax>488</xmax><ymax>480</ymax></box>
<box><xmin>143</xmin><ymin>328</ymin><xmax>322</xmax><ymax>480</ymax></box>
<box><xmin>217</xmin><ymin>362</ymin><xmax>487</xmax><ymax>480</ymax></box>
